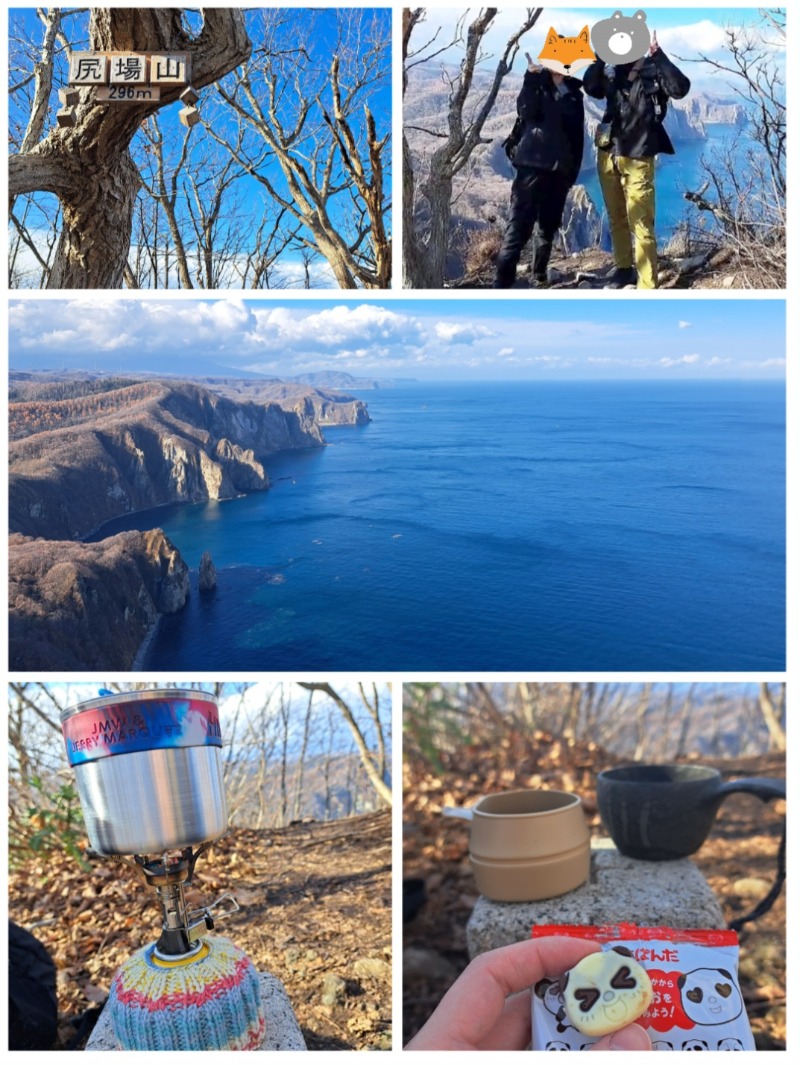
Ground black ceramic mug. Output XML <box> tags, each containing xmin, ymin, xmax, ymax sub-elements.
<box><xmin>596</xmin><ymin>764</ymin><xmax>785</xmax><ymax>861</ymax></box>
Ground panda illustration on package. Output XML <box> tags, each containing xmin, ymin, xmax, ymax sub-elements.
<box><xmin>534</xmin><ymin>978</ymin><xmax>574</xmax><ymax>1034</ymax></box>
<box><xmin>677</xmin><ymin>968</ymin><xmax>745</xmax><ymax>1026</ymax></box>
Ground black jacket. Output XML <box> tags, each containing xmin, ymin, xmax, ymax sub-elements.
<box><xmin>583</xmin><ymin>48</ymin><xmax>690</xmax><ymax>159</ymax></box>
<box><xmin>508</xmin><ymin>70</ymin><xmax>585</xmax><ymax>185</ymax></box>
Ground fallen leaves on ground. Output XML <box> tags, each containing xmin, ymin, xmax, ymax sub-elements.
<box><xmin>10</xmin><ymin>809</ymin><xmax>391</xmax><ymax>1051</ymax></box>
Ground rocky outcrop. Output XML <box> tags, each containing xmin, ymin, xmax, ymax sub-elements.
<box><xmin>559</xmin><ymin>184</ymin><xmax>603</xmax><ymax>253</ymax></box>
<box><xmin>678</xmin><ymin>93</ymin><xmax>747</xmax><ymax>126</ymax></box>
<box><xmin>8</xmin><ymin>529</ymin><xmax>189</xmax><ymax>670</ymax></box>
<box><xmin>199</xmin><ymin>551</ymin><xmax>217</xmax><ymax>592</ymax></box>
<box><xmin>9</xmin><ymin>380</ymin><xmax>324</xmax><ymax>541</ymax></box>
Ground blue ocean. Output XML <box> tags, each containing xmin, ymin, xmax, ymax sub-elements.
<box><xmin>582</xmin><ymin>124</ymin><xmax>743</xmax><ymax>242</ymax></box>
<box><xmin>91</xmin><ymin>381</ymin><xmax>785</xmax><ymax>671</ymax></box>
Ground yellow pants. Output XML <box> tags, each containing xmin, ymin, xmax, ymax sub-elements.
<box><xmin>597</xmin><ymin>151</ymin><xmax>658</xmax><ymax>289</ymax></box>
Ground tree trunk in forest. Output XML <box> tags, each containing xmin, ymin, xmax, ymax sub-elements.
<box><xmin>402</xmin><ymin>7</ymin><xmax>541</xmax><ymax>288</ymax></box>
<box><xmin>9</xmin><ymin>8</ymin><xmax>251</xmax><ymax>288</ymax></box>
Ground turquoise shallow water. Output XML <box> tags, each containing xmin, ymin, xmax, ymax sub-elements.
<box><xmin>90</xmin><ymin>380</ymin><xmax>785</xmax><ymax>671</ymax></box>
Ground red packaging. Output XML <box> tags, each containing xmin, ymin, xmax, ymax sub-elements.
<box><xmin>531</xmin><ymin>923</ymin><xmax>755</xmax><ymax>1051</ymax></box>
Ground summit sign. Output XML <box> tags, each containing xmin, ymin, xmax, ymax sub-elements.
<box><xmin>67</xmin><ymin>52</ymin><xmax>191</xmax><ymax>102</ymax></box>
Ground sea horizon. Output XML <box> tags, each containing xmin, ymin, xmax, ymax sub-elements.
<box><xmin>81</xmin><ymin>378</ymin><xmax>785</xmax><ymax>673</ymax></box>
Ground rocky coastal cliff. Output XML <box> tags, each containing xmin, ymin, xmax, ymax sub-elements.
<box><xmin>9</xmin><ymin>529</ymin><xmax>189</xmax><ymax>670</ymax></box>
<box><xmin>199</xmin><ymin>378</ymin><xmax>372</xmax><ymax>427</ymax></box>
<box><xmin>9</xmin><ymin>379</ymin><xmax>324</xmax><ymax>541</ymax></box>
<box><xmin>7</xmin><ymin>374</ymin><xmax>361</xmax><ymax>669</ymax></box>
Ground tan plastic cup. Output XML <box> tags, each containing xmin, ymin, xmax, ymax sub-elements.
<box><xmin>449</xmin><ymin>789</ymin><xmax>590</xmax><ymax>903</ymax></box>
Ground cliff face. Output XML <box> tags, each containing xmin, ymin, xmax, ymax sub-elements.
<box><xmin>9</xmin><ymin>380</ymin><xmax>324</xmax><ymax>540</ymax></box>
<box><xmin>203</xmin><ymin>379</ymin><xmax>371</xmax><ymax>428</ymax></box>
<box><xmin>8</xmin><ymin>529</ymin><xmax>190</xmax><ymax>670</ymax></box>
<box><xmin>560</xmin><ymin>185</ymin><xmax>603</xmax><ymax>253</ymax></box>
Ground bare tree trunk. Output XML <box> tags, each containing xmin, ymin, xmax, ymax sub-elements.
<box><xmin>20</xmin><ymin>10</ymin><xmax>62</xmax><ymax>156</ymax></box>
<box><xmin>9</xmin><ymin>8</ymin><xmax>251</xmax><ymax>288</ymax></box>
<box><xmin>632</xmin><ymin>684</ymin><xmax>654</xmax><ymax>761</ymax></box>
<box><xmin>673</xmin><ymin>684</ymin><xmax>696</xmax><ymax>759</ymax></box>
<box><xmin>299</xmin><ymin>683</ymin><xmax>392</xmax><ymax>806</ymax></box>
<box><xmin>403</xmin><ymin>7</ymin><xmax>541</xmax><ymax>287</ymax></box>
<box><xmin>758</xmin><ymin>682</ymin><xmax>786</xmax><ymax>752</ymax></box>
<box><xmin>292</xmin><ymin>691</ymin><xmax>314</xmax><ymax>821</ymax></box>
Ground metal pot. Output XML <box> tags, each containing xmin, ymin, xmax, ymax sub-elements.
<box><xmin>61</xmin><ymin>690</ymin><xmax>227</xmax><ymax>856</ymax></box>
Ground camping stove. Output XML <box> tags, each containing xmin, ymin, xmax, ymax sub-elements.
<box><xmin>98</xmin><ymin>840</ymin><xmax>240</xmax><ymax>958</ymax></box>
<box><xmin>61</xmin><ymin>690</ymin><xmax>265</xmax><ymax>1050</ymax></box>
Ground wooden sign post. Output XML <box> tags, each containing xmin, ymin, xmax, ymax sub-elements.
<box><xmin>66</xmin><ymin>52</ymin><xmax>197</xmax><ymax>113</ymax></box>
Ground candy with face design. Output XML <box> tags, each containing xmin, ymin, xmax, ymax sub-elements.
<box><xmin>652</xmin><ymin>1040</ymin><xmax>674</xmax><ymax>1051</ymax></box>
<box><xmin>683</xmin><ymin>1038</ymin><xmax>709</xmax><ymax>1050</ymax></box>
<box><xmin>718</xmin><ymin>1038</ymin><xmax>744</xmax><ymax>1050</ymax></box>
<box><xmin>677</xmin><ymin>968</ymin><xmax>744</xmax><ymax>1026</ymax></box>
<box><xmin>545</xmin><ymin>1040</ymin><xmax>571</xmax><ymax>1051</ymax></box>
<box><xmin>561</xmin><ymin>946</ymin><xmax>653</xmax><ymax>1036</ymax></box>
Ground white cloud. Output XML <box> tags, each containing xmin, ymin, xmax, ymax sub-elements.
<box><xmin>656</xmin><ymin>19</ymin><xmax>731</xmax><ymax>58</ymax></box>
<box><xmin>498</xmin><ymin>347</ymin><xmax>515</xmax><ymax>357</ymax></box>
<box><xmin>741</xmin><ymin>358</ymin><xmax>786</xmax><ymax>369</ymax></box>
<box><xmin>434</xmin><ymin>321</ymin><xmax>495</xmax><ymax>344</ymax></box>
<box><xmin>678</xmin><ymin>320</ymin><xmax>692</xmax><ymax>329</ymax></box>
<box><xmin>659</xmin><ymin>353</ymin><xmax>701</xmax><ymax>368</ymax></box>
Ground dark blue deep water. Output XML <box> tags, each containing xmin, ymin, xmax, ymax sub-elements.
<box><xmin>93</xmin><ymin>381</ymin><xmax>785</xmax><ymax>671</ymax></box>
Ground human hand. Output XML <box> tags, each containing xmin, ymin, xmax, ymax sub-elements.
<box><xmin>525</xmin><ymin>51</ymin><xmax>542</xmax><ymax>73</ymax></box>
<box><xmin>649</xmin><ymin>30</ymin><xmax>659</xmax><ymax>56</ymax></box>
<box><xmin>405</xmin><ymin>936</ymin><xmax>653</xmax><ymax>1051</ymax></box>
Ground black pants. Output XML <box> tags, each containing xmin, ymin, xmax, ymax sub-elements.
<box><xmin>494</xmin><ymin>168</ymin><xmax>571</xmax><ymax>287</ymax></box>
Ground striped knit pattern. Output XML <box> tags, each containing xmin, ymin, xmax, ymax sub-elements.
<box><xmin>109</xmin><ymin>937</ymin><xmax>265</xmax><ymax>1050</ymax></box>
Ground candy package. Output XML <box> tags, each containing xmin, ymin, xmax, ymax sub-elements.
<box><xmin>531</xmin><ymin>923</ymin><xmax>755</xmax><ymax>1051</ymax></box>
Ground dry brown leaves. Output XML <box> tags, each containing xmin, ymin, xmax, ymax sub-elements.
<box><xmin>9</xmin><ymin>809</ymin><xmax>391</xmax><ymax>1051</ymax></box>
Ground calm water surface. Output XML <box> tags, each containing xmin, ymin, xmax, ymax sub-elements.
<box><xmin>91</xmin><ymin>380</ymin><xmax>785</xmax><ymax>671</ymax></box>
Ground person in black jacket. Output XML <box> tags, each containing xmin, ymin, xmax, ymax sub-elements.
<box><xmin>584</xmin><ymin>31</ymin><xmax>690</xmax><ymax>288</ymax></box>
<box><xmin>494</xmin><ymin>58</ymin><xmax>585</xmax><ymax>288</ymax></box>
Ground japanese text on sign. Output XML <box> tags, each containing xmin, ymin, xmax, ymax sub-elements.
<box><xmin>69</xmin><ymin>52</ymin><xmax>189</xmax><ymax>88</ymax></box>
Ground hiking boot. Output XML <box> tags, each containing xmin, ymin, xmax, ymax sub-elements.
<box><xmin>604</xmin><ymin>266</ymin><xmax>638</xmax><ymax>289</ymax></box>
<box><xmin>530</xmin><ymin>274</ymin><xmax>550</xmax><ymax>289</ymax></box>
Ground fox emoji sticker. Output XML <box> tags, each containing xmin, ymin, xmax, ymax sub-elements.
<box><xmin>537</xmin><ymin>26</ymin><xmax>596</xmax><ymax>76</ymax></box>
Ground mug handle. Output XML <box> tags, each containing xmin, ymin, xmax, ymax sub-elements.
<box><xmin>441</xmin><ymin>806</ymin><xmax>474</xmax><ymax>821</ymax></box>
<box><xmin>711</xmin><ymin>777</ymin><xmax>786</xmax><ymax>933</ymax></box>
<box><xmin>715</xmin><ymin>776</ymin><xmax>785</xmax><ymax>803</ymax></box>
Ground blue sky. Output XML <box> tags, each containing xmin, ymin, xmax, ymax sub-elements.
<box><xmin>419</xmin><ymin>6</ymin><xmax>784</xmax><ymax>94</ymax></box>
<box><xmin>8</xmin><ymin>7</ymin><xmax>392</xmax><ymax>288</ymax></box>
<box><xmin>8</xmin><ymin>297</ymin><xmax>785</xmax><ymax>381</ymax></box>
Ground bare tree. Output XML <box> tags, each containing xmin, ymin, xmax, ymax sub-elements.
<box><xmin>299</xmin><ymin>683</ymin><xmax>392</xmax><ymax>806</ymax></box>
<box><xmin>211</xmin><ymin>8</ymin><xmax>391</xmax><ymax>288</ymax></box>
<box><xmin>758</xmin><ymin>682</ymin><xmax>786</xmax><ymax>752</ymax></box>
<box><xmin>9</xmin><ymin>8</ymin><xmax>251</xmax><ymax>288</ymax></box>
<box><xmin>681</xmin><ymin>9</ymin><xmax>785</xmax><ymax>286</ymax></box>
<box><xmin>403</xmin><ymin>7</ymin><xmax>541</xmax><ymax>287</ymax></box>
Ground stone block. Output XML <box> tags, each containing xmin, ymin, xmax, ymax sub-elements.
<box><xmin>466</xmin><ymin>841</ymin><xmax>726</xmax><ymax>958</ymax></box>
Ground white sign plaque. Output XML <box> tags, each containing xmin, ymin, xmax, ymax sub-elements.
<box><xmin>150</xmin><ymin>54</ymin><xmax>189</xmax><ymax>84</ymax></box>
<box><xmin>70</xmin><ymin>53</ymin><xmax>107</xmax><ymax>84</ymax></box>
<box><xmin>108</xmin><ymin>54</ymin><xmax>149</xmax><ymax>84</ymax></box>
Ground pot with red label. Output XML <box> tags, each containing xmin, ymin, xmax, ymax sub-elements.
<box><xmin>61</xmin><ymin>689</ymin><xmax>226</xmax><ymax>855</ymax></box>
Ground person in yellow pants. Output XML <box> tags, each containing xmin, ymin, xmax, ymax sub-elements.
<box><xmin>597</xmin><ymin>152</ymin><xmax>657</xmax><ymax>289</ymax></box>
<box><xmin>584</xmin><ymin>32</ymin><xmax>690</xmax><ymax>289</ymax></box>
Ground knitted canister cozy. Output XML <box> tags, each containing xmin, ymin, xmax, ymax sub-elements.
<box><xmin>108</xmin><ymin>936</ymin><xmax>265</xmax><ymax>1050</ymax></box>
